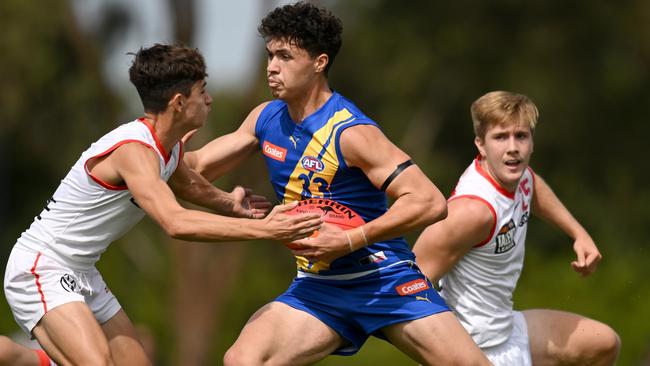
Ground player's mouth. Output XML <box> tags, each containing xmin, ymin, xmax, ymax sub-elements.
<box><xmin>268</xmin><ymin>78</ymin><xmax>281</xmax><ymax>88</ymax></box>
<box><xmin>504</xmin><ymin>159</ymin><xmax>521</xmax><ymax>168</ymax></box>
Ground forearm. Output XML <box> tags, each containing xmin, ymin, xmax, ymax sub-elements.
<box><xmin>348</xmin><ymin>191</ymin><xmax>447</xmax><ymax>251</ymax></box>
<box><xmin>178</xmin><ymin>180</ymin><xmax>236</xmax><ymax>215</ymax></box>
<box><xmin>170</xmin><ymin>161</ymin><xmax>238</xmax><ymax>215</ymax></box>
<box><xmin>162</xmin><ymin>209</ymin><xmax>264</xmax><ymax>241</ymax></box>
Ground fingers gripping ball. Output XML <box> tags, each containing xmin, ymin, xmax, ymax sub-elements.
<box><xmin>284</xmin><ymin>198</ymin><xmax>366</xmax><ymax>249</ymax></box>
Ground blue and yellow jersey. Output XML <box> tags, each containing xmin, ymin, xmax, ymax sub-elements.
<box><xmin>255</xmin><ymin>92</ymin><xmax>415</xmax><ymax>277</ymax></box>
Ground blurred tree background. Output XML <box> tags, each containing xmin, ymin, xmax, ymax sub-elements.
<box><xmin>1</xmin><ymin>0</ymin><xmax>649</xmax><ymax>365</ymax></box>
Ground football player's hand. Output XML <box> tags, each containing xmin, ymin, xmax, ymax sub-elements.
<box><xmin>288</xmin><ymin>223</ymin><xmax>350</xmax><ymax>263</ymax></box>
<box><xmin>571</xmin><ymin>234</ymin><xmax>601</xmax><ymax>277</ymax></box>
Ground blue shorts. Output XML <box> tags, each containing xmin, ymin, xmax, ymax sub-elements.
<box><xmin>275</xmin><ymin>261</ymin><xmax>449</xmax><ymax>355</ymax></box>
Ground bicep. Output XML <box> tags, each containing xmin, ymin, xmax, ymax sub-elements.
<box><xmin>339</xmin><ymin>125</ymin><xmax>412</xmax><ymax>192</ymax></box>
<box><xmin>530</xmin><ymin>172</ymin><xmax>556</xmax><ymax>219</ymax></box>
<box><xmin>414</xmin><ymin>198</ymin><xmax>494</xmax><ymax>281</ymax></box>
<box><xmin>113</xmin><ymin>144</ymin><xmax>184</xmax><ymax>224</ymax></box>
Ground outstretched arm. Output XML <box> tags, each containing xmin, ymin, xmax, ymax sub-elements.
<box><xmin>98</xmin><ymin>142</ymin><xmax>321</xmax><ymax>243</ymax></box>
<box><xmin>532</xmin><ymin>172</ymin><xmax>601</xmax><ymax>276</ymax></box>
<box><xmin>413</xmin><ymin>198</ymin><xmax>494</xmax><ymax>283</ymax></box>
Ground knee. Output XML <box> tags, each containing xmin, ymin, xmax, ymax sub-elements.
<box><xmin>223</xmin><ymin>345</ymin><xmax>251</xmax><ymax>366</ymax></box>
<box><xmin>593</xmin><ymin>326</ymin><xmax>621</xmax><ymax>365</ymax></box>
<box><xmin>224</xmin><ymin>344</ymin><xmax>274</xmax><ymax>366</ymax></box>
<box><xmin>571</xmin><ymin>323</ymin><xmax>621</xmax><ymax>366</ymax></box>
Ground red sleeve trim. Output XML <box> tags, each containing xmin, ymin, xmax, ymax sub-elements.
<box><xmin>84</xmin><ymin>140</ymin><xmax>157</xmax><ymax>191</ymax></box>
<box><xmin>448</xmin><ymin>194</ymin><xmax>497</xmax><ymax>248</ymax></box>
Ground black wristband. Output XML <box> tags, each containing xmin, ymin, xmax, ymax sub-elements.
<box><xmin>380</xmin><ymin>159</ymin><xmax>414</xmax><ymax>192</ymax></box>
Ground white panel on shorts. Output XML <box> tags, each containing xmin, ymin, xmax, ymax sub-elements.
<box><xmin>4</xmin><ymin>246</ymin><xmax>121</xmax><ymax>335</ymax></box>
<box><xmin>482</xmin><ymin>311</ymin><xmax>532</xmax><ymax>366</ymax></box>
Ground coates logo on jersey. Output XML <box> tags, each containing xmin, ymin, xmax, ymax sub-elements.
<box><xmin>262</xmin><ymin>141</ymin><xmax>287</xmax><ymax>162</ymax></box>
<box><xmin>301</xmin><ymin>156</ymin><xmax>324</xmax><ymax>172</ymax></box>
<box><xmin>396</xmin><ymin>278</ymin><xmax>430</xmax><ymax>296</ymax></box>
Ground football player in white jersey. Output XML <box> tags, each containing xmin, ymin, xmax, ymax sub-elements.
<box><xmin>413</xmin><ymin>91</ymin><xmax>620</xmax><ymax>365</ymax></box>
<box><xmin>3</xmin><ymin>44</ymin><xmax>322</xmax><ymax>366</ymax></box>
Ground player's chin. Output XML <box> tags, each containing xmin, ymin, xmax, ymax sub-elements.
<box><xmin>502</xmin><ymin>168</ymin><xmax>525</xmax><ymax>184</ymax></box>
<box><xmin>269</xmin><ymin>88</ymin><xmax>282</xmax><ymax>98</ymax></box>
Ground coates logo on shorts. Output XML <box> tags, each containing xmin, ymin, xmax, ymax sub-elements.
<box><xmin>262</xmin><ymin>141</ymin><xmax>287</xmax><ymax>162</ymax></box>
<box><xmin>395</xmin><ymin>278</ymin><xmax>430</xmax><ymax>296</ymax></box>
<box><xmin>301</xmin><ymin>156</ymin><xmax>325</xmax><ymax>172</ymax></box>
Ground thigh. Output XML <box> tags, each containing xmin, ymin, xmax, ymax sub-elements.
<box><xmin>4</xmin><ymin>248</ymin><xmax>85</xmax><ymax>335</ymax></box>
<box><xmin>224</xmin><ymin>301</ymin><xmax>342</xmax><ymax>366</ymax></box>
<box><xmin>101</xmin><ymin>310</ymin><xmax>151</xmax><ymax>366</ymax></box>
<box><xmin>382</xmin><ymin>310</ymin><xmax>490</xmax><ymax>366</ymax></box>
<box><xmin>33</xmin><ymin>301</ymin><xmax>112</xmax><ymax>365</ymax></box>
<box><xmin>524</xmin><ymin>309</ymin><xmax>620</xmax><ymax>366</ymax></box>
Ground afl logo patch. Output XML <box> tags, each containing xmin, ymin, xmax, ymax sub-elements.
<box><xmin>301</xmin><ymin>156</ymin><xmax>324</xmax><ymax>172</ymax></box>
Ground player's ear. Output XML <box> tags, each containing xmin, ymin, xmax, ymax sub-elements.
<box><xmin>314</xmin><ymin>53</ymin><xmax>329</xmax><ymax>73</ymax></box>
<box><xmin>169</xmin><ymin>93</ymin><xmax>185</xmax><ymax>112</ymax></box>
<box><xmin>474</xmin><ymin>136</ymin><xmax>486</xmax><ymax>157</ymax></box>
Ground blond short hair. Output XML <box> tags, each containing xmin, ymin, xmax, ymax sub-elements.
<box><xmin>471</xmin><ymin>91</ymin><xmax>539</xmax><ymax>139</ymax></box>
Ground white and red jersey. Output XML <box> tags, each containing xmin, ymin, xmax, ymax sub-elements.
<box><xmin>440</xmin><ymin>157</ymin><xmax>534</xmax><ymax>348</ymax></box>
<box><xmin>14</xmin><ymin>119</ymin><xmax>182</xmax><ymax>271</ymax></box>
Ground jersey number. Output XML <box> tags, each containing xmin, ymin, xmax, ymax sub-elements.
<box><xmin>298</xmin><ymin>174</ymin><xmax>330</xmax><ymax>199</ymax></box>
<box><xmin>36</xmin><ymin>197</ymin><xmax>57</xmax><ymax>220</ymax></box>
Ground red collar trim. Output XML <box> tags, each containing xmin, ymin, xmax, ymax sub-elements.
<box><xmin>473</xmin><ymin>156</ymin><xmax>515</xmax><ymax>199</ymax></box>
<box><xmin>138</xmin><ymin>118</ymin><xmax>171</xmax><ymax>164</ymax></box>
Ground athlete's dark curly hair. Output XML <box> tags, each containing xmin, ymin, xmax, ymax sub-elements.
<box><xmin>259</xmin><ymin>1</ymin><xmax>343</xmax><ymax>74</ymax></box>
<box><xmin>129</xmin><ymin>44</ymin><xmax>207</xmax><ymax>113</ymax></box>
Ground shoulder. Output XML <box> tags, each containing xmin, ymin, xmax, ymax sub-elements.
<box><xmin>257</xmin><ymin>100</ymin><xmax>286</xmax><ymax>118</ymax></box>
<box><xmin>334</xmin><ymin>93</ymin><xmax>375</xmax><ymax>123</ymax></box>
<box><xmin>338</xmin><ymin>123</ymin><xmax>390</xmax><ymax>160</ymax></box>
<box><xmin>246</xmin><ymin>101</ymin><xmax>285</xmax><ymax>131</ymax></box>
<box><xmin>101</xmin><ymin>120</ymin><xmax>149</xmax><ymax>140</ymax></box>
<box><xmin>449</xmin><ymin>196</ymin><xmax>495</xmax><ymax>226</ymax></box>
<box><xmin>238</xmin><ymin>101</ymin><xmax>275</xmax><ymax>135</ymax></box>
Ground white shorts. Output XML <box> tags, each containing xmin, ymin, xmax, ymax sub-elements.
<box><xmin>482</xmin><ymin>311</ymin><xmax>532</xmax><ymax>366</ymax></box>
<box><xmin>4</xmin><ymin>246</ymin><xmax>121</xmax><ymax>335</ymax></box>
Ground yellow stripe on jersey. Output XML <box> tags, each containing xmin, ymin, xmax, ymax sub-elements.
<box><xmin>282</xmin><ymin>108</ymin><xmax>354</xmax><ymax>203</ymax></box>
<box><xmin>282</xmin><ymin>108</ymin><xmax>359</xmax><ymax>274</ymax></box>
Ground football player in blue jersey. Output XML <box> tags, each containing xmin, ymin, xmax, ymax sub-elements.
<box><xmin>186</xmin><ymin>2</ymin><xmax>490</xmax><ymax>365</ymax></box>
